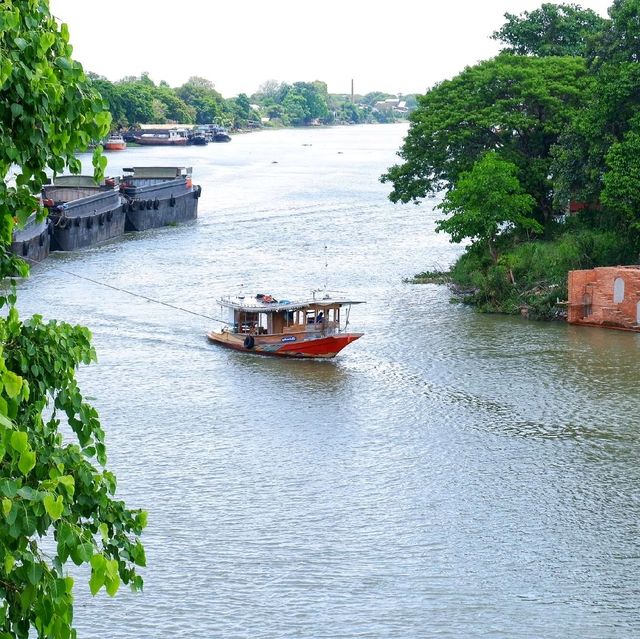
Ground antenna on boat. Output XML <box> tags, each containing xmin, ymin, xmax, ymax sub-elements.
<box><xmin>323</xmin><ymin>244</ymin><xmax>329</xmax><ymax>298</ymax></box>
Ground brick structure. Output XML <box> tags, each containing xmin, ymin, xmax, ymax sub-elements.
<box><xmin>568</xmin><ymin>266</ymin><xmax>640</xmax><ymax>331</ymax></box>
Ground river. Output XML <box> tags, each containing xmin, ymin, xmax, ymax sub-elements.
<box><xmin>16</xmin><ymin>124</ymin><xmax>640</xmax><ymax>638</ymax></box>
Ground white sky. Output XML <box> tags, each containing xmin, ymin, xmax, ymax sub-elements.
<box><xmin>48</xmin><ymin>0</ymin><xmax>614</xmax><ymax>97</ymax></box>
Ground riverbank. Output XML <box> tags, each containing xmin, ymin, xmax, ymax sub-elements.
<box><xmin>409</xmin><ymin>223</ymin><xmax>635</xmax><ymax>321</ymax></box>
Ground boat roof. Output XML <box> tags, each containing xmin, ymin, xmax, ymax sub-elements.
<box><xmin>218</xmin><ymin>295</ymin><xmax>365</xmax><ymax>313</ymax></box>
<box><xmin>122</xmin><ymin>166</ymin><xmax>192</xmax><ymax>178</ymax></box>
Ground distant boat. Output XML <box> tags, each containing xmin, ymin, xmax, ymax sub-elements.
<box><xmin>104</xmin><ymin>134</ymin><xmax>127</xmax><ymax>151</ymax></box>
<box><xmin>187</xmin><ymin>133</ymin><xmax>208</xmax><ymax>146</ymax></box>
<box><xmin>193</xmin><ymin>124</ymin><xmax>232</xmax><ymax>143</ymax></box>
<box><xmin>207</xmin><ymin>292</ymin><xmax>364</xmax><ymax>358</ymax></box>
<box><xmin>212</xmin><ymin>127</ymin><xmax>231</xmax><ymax>143</ymax></box>
<box><xmin>134</xmin><ymin>130</ymin><xmax>188</xmax><ymax>146</ymax></box>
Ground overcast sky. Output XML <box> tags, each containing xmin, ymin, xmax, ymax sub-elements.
<box><xmin>49</xmin><ymin>0</ymin><xmax>614</xmax><ymax>97</ymax></box>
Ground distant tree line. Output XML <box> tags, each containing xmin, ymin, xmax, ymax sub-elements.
<box><xmin>89</xmin><ymin>72</ymin><xmax>414</xmax><ymax>130</ymax></box>
<box><xmin>383</xmin><ymin>1</ymin><xmax>640</xmax><ymax>319</ymax></box>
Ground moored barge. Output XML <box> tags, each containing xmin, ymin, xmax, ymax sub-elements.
<box><xmin>119</xmin><ymin>166</ymin><xmax>201</xmax><ymax>232</ymax></box>
<box><xmin>43</xmin><ymin>176</ymin><xmax>125</xmax><ymax>251</ymax></box>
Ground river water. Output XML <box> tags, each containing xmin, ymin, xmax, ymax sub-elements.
<box><xmin>16</xmin><ymin>124</ymin><xmax>640</xmax><ymax>638</ymax></box>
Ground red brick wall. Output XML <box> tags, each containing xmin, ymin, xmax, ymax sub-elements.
<box><xmin>568</xmin><ymin>266</ymin><xmax>640</xmax><ymax>331</ymax></box>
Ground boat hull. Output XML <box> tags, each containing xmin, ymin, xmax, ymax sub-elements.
<box><xmin>206</xmin><ymin>330</ymin><xmax>363</xmax><ymax>358</ymax></box>
<box><xmin>11</xmin><ymin>215</ymin><xmax>51</xmax><ymax>263</ymax></box>
<box><xmin>134</xmin><ymin>137</ymin><xmax>188</xmax><ymax>146</ymax></box>
<box><xmin>122</xmin><ymin>181</ymin><xmax>200</xmax><ymax>232</ymax></box>
<box><xmin>43</xmin><ymin>186</ymin><xmax>125</xmax><ymax>251</ymax></box>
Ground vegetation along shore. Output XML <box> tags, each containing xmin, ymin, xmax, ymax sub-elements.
<box><xmin>383</xmin><ymin>1</ymin><xmax>640</xmax><ymax>321</ymax></box>
<box><xmin>91</xmin><ymin>74</ymin><xmax>415</xmax><ymax>132</ymax></box>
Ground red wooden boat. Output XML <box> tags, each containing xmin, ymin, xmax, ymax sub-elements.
<box><xmin>207</xmin><ymin>293</ymin><xmax>364</xmax><ymax>358</ymax></box>
<box><xmin>104</xmin><ymin>134</ymin><xmax>127</xmax><ymax>151</ymax></box>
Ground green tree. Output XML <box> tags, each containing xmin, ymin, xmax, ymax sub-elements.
<box><xmin>551</xmin><ymin>1</ymin><xmax>640</xmax><ymax>221</ymax></box>
<box><xmin>436</xmin><ymin>151</ymin><xmax>540</xmax><ymax>262</ymax></box>
<box><xmin>282</xmin><ymin>91</ymin><xmax>309</xmax><ymax>126</ymax></box>
<box><xmin>251</xmin><ymin>79</ymin><xmax>283</xmax><ymax>104</ymax></box>
<box><xmin>589</xmin><ymin>0</ymin><xmax>640</xmax><ymax>65</ymax></box>
<box><xmin>176</xmin><ymin>76</ymin><xmax>224</xmax><ymax>124</ymax></box>
<box><xmin>492</xmin><ymin>3</ymin><xmax>606</xmax><ymax>57</ymax></box>
<box><xmin>601</xmin><ymin>125</ymin><xmax>640</xmax><ymax>228</ymax></box>
<box><xmin>0</xmin><ymin>2</ymin><xmax>146</xmax><ymax>637</ymax></box>
<box><xmin>228</xmin><ymin>93</ymin><xmax>252</xmax><ymax>128</ymax></box>
<box><xmin>113</xmin><ymin>81</ymin><xmax>155</xmax><ymax>125</ymax></box>
<box><xmin>381</xmin><ymin>54</ymin><xmax>591</xmax><ymax>232</ymax></box>
<box><xmin>154</xmin><ymin>87</ymin><xmax>195</xmax><ymax>124</ymax></box>
<box><xmin>294</xmin><ymin>81</ymin><xmax>330</xmax><ymax>123</ymax></box>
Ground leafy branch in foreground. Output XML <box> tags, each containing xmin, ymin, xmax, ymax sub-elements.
<box><xmin>0</xmin><ymin>247</ymin><xmax>147</xmax><ymax>639</ymax></box>
<box><xmin>0</xmin><ymin>1</ymin><xmax>146</xmax><ymax>637</ymax></box>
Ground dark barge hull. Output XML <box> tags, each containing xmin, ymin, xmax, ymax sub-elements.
<box><xmin>120</xmin><ymin>167</ymin><xmax>201</xmax><ymax>232</ymax></box>
<box><xmin>43</xmin><ymin>182</ymin><xmax>125</xmax><ymax>251</ymax></box>
<box><xmin>11</xmin><ymin>215</ymin><xmax>51</xmax><ymax>263</ymax></box>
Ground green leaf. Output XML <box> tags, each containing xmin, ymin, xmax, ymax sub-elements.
<box><xmin>90</xmin><ymin>554</ymin><xmax>105</xmax><ymax>571</ymax></box>
<box><xmin>2</xmin><ymin>498</ymin><xmax>11</xmax><ymax>517</ymax></box>
<box><xmin>4</xmin><ymin>553</ymin><xmax>14</xmax><ymax>574</ymax></box>
<box><xmin>25</xmin><ymin>561</ymin><xmax>42</xmax><ymax>586</ymax></box>
<box><xmin>0</xmin><ymin>479</ymin><xmax>19</xmax><ymax>498</ymax></box>
<box><xmin>89</xmin><ymin>570</ymin><xmax>104</xmax><ymax>596</ymax></box>
<box><xmin>20</xmin><ymin>585</ymin><xmax>35</xmax><ymax>610</ymax></box>
<box><xmin>55</xmin><ymin>57</ymin><xmax>72</xmax><ymax>71</ymax></box>
<box><xmin>105</xmin><ymin>574</ymin><xmax>120</xmax><ymax>597</ymax></box>
<box><xmin>89</xmin><ymin>554</ymin><xmax>106</xmax><ymax>595</ymax></box>
<box><xmin>10</xmin><ymin>430</ymin><xmax>27</xmax><ymax>453</ymax></box>
<box><xmin>44</xmin><ymin>493</ymin><xmax>64</xmax><ymax>520</ymax></box>
<box><xmin>16</xmin><ymin>486</ymin><xmax>39</xmax><ymax>500</ymax></box>
<box><xmin>58</xmin><ymin>475</ymin><xmax>75</xmax><ymax>497</ymax></box>
<box><xmin>70</xmin><ymin>541</ymin><xmax>93</xmax><ymax>565</ymax></box>
<box><xmin>18</xmin><ymin>449</ymin><xmax>36</xmax><ymax>475</ymax></box>
<box><xmin>98</xmin><ymin>522</ymin><xmax>108</xmax><ymax>542</ymax></box>
<box><xmin>3</xmin><ymin>370</ymin><xmax>23</xmax><ymax>399</ymax></box>
<box><xmin>105</xmin><ymin>558</ymin><xmax>119</xmax><ymax>580</ymax></box>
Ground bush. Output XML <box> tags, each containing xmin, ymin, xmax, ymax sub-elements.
<box><xmin>437</xmin><ymin>227</ymin><xmax>637</xmax><ymax>319</ymax></box>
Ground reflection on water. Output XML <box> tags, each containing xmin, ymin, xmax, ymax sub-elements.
<box><xmin>16</xmin><ymin>125</ymin><xmax>640</xmax><ymax>638</ymax></box>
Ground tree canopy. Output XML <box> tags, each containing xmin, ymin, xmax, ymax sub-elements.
<box><xmin>492</xmin><ymin>3</ymin><xmax>606</xmax><ymax>57</ymax></box>
<box><xmin>436</xmin><ymin>151</ymin><xmax>539</xmax><ymax>262</ymax></box>
<box><xmin>387</xmin><ymin>0</ymin><xmax>640</xmax><ymax>318</ymax></box>
<box><xmin>0</xmin><ymin>2</ymin><xmax>146</xmax><ymax>637</ymax></box>
<box><xmin>382</xmin><ymin>53</ymin><xmax>591</xmax><ymax>230</ymax></box>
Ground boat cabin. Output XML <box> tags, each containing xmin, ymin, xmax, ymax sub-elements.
<box><xmin>210</xmin><ymin>293</ymin><xmax>364</xmax><ymax>358</ymax></box>
<box><xmin>219</xmin><ymin>294</ymin><xmax>358</xmax><ymax>337</ymax></box>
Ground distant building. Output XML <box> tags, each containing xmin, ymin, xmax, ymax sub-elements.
<box><xmin>568</xmin><ymin>266</ymin><xmax>640</xmax><ymax>331</ymax></box>
<box><xmin>373</xmin><ymin>98</ymin><xmax>409</xmax><ymax>114</ymax></box>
